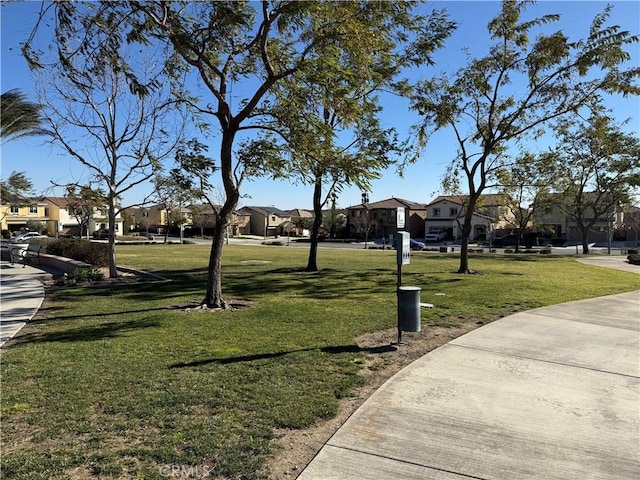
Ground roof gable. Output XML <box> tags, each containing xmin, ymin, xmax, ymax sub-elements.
<box><xmin>347</xmin><ymin>197</ymin><xmax>428</xmax><ymax>210</ymax></box>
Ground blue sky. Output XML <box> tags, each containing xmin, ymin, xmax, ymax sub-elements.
<box><xmin>1</xmin><ymin>1</ymin><xmax>639</xmax><ymax>210</ymax></box>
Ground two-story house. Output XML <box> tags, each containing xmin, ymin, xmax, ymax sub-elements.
<box><xmin>425</xmin><ymin>195</ymin><xmax>515</xmax><ymax>241</ymax></box>
<box><xmin>532</xmin><ymin>193</ymin><xmax>625</xmax><ymax>244</ymax></box>
<box><xmin>286</xmin><ymin>209</ymin><xmax>314</xmax><ymax>236</ymax></box>
<box><xmin>1</xmin><ymin>198</ymin><xmax>49</xmax><ymax>234</ymax></box>
<box><xmin>187</xmin><ymin>204</ymin><xmax>250</xmax><ymax>237</ymax></box>
<box><xmin>346</xmin><ymin>197</ymin><xmax>428</xmax><ymax>240</ymax></box>
<box><xmin>44</xmin><ymin>197</ymin><xmax>124</xmax><ymax>237</ymax></box>
<box><xmin>129</xmin><ymin>204</ymin><xmax>192</xmax><ymax>234</ymax></box>
<box><xmin>238</xmin><ymin>206</ymin><xmax>292</xmax><ymax>237</ymax></box>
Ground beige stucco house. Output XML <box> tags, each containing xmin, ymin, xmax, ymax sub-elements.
<box><xmin>44</xmin><ymin>197</ymin><xmax>124</xmax><ymax>237</ymax></box>
<box><xmin>238</xmin><ymin>206</ymin><xmax>292</xmax><ymax>237</ymax></box>
<box><xmin>425</xmin><ymin>195</ymin><xmax>516</xmax><ymax>241</ymax></box>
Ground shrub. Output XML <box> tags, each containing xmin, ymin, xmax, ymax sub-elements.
<box><xmin>44</xmin><ymin>239</ymin><xmax>109</xmax><ymax>267</ymax></box>
<box><xmin>56</xmin><ymin>267</ymin><xmax>105</xmax><ymax>286</ymax></box>
<box><xmin>627</xmin><ymin>254</ymin><xmax>640</xmax><ymax>265</ymax></box>
<box><xmin>2</xmin><ymin>230</ymin><xmax>10</xmax><ymax>239</ymax></box>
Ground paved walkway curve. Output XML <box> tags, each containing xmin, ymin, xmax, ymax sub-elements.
<box><xmin>299</xmin><ymin>257</ymin><xmax>640</xmax><ymax>480</ymax></box>
<box><xmin>0</xmin><ymin>262</ymin><xmax>49</xmax><ymax>348</ymax></box>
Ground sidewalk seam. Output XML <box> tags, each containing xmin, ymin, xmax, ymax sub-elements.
<box><xmin>449</xmin><ymin>343</ymin><xmax>640</xmax><ymax>380</ymax></box>
<box><xmin>323</xmin><ymin>443</ymin><xmax>490</xmax><ymax>480</ymax></box>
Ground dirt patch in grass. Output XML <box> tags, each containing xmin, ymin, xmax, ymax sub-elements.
<box><xmin>264</xmin><ymin>318</ymin><xmax>483</xmax><ymax>479</ymax></box>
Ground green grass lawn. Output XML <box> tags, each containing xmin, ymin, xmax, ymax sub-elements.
<box><xmin>1</xmin><ymin>246</ymin><xmax>638</xmax><ymax>479</ymax></box>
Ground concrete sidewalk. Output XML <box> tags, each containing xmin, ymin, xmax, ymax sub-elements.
<box><xmin>299</xmin><ymin>259</ymin><xmax>640</xmax><ymax>479</ymax></box>
<box><xmin>0</xmin><ymin>261</ymin><xmax>52</xmax><ymax>348</ymax></box>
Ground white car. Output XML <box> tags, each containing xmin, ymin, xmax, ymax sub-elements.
<box><xmin>10</xmin><ymin>232</ymin><xmax>48</xmax><ymax>243</ymax></box>
<box><xmin>425</xmin><ymin>230</ymin><xmax>447</xmax><ymax>242</ymax></box>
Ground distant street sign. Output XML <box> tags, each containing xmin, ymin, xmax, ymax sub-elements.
<box><xmin>396</xmin><ymin>208</ymin><xmax>405</xmax><ymax>229</ymax></box>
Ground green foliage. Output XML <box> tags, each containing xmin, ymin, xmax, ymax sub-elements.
<box><xmin>0</xmin><ymin>171</ymin><xmax>34</xmax><ymax>205</ymax></box>
<box><xmin>64</xmin><ymin>185</ymin><xmax>108</xmax><ymax>237</ymax></box>
<box><xmin>56</xmin><ymin>267</ymin><xmax>105</xmax><ymax>287</ymax></box>
<box><xmin>45</xmin><ymin>239</ymin><xmax>109</xmax><ymax>267</ymax></box>
<box><xmin>627</xmin><ymin>254</ymin><xmax>640</xmax><ymax>265</ymax></box>
<box><xmin>410</xmin><ymin>0</ymin><xmax>639</xmax><ymax>273</ymax></box>
<box><xmin>0</xmin><ymin>89</ymin><xmax>45</xmax><ymax>144</ymax></box>
<box><xmin>105</xmin><ymin>1</ymin><xmax>456</xmax><ymax>304</ymax></box>
<box><xmin>25</xmin><ymin>221</ymin><xmax>47</xmax><ymax>234</ymax></box>
<box><xmin>545</xmin><ymin>113</ymin><xmax>640</xmax><ymax>255</ymax></box>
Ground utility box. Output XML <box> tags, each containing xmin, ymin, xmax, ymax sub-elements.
<box><xmin>398</xmin><ymin>286</ymin><xmax>421</xmax><ymax>332</ymax></box>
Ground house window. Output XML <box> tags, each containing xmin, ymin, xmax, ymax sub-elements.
<box><xmin>433</xmin><ymin>208</ymin><xmax>441</xmax><ymax>217</ymax></box>
<box><xmin>450</xmin><ymin>207</ymin><xmax>458</xmax><ymax>216</ymax></box>
<box><xmin>10</xmin><ymin>206</ymin><xmax>19</xmax><ymax>214</ymax></box>
<box><xmin>114</xmin><ymin>224</ymin><xmax>119</xmax><ymax>232</ymax></box>
<box><xmin>29</xmin><ymin>205</ymin><xmax>38</xmax><ymax>214</ymax></box>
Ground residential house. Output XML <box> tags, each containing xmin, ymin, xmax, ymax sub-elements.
<box><xmin>238</xmin><ymin>206</ymin><xmax>292</xmax><ymax>237</ymax></box>
<box><xmin>129</xmin><ymin>204</ymin><xmax>192</xmax><ymax>234</ymax></box>
<box><xmin>346</xmin><ymin>197</ymin><xmax>428</xmax><ymax>240</ymax></box>
<box><xmin>1</xmin><ymin>198</ymin><xmax>49</xmax><ymax>234</ymax></box>
<box><xmin>129</xmin><ymin>204</ymin><xmax>251</xmax><ymax>237</ymax></box>
<box><xmin>44</xmin><ymin>197</ymin><xmax>124</xmax><ymax>237</ymax></box>
<box><xmin>187</xmin><ymin>204</ymin><xmax>251</xmax><ymax>237</ymax></box>
<box><xmin>425</xmin><ymin>195</ymin><xmax>515</xmax><ymax>241</ymax></box>
<box><xmin>532</xmin><ymin>194</ymin><xmax>627</xmax><ymax>244</ymax></box>
<box><xmin>286</xmin><ymin>209</ymin><xmax>314</xmax><ymax>236</ymax></box>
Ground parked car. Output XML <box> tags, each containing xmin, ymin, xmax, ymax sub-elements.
<box><xmin>10</xmin><ymin>232</ymin><xmax>48</xmax><ymax>243</ymax></box>
<box><xmin>492</xmin><ymin>234</ymin><xmax>519</xmax><ymax>247</ymax></box>
<box><xmin>410</xmin><ymin>238</ymin><xmax>426</xmax><ymax>250</ymax></box>
<box><xmin>392</xmin><ymin>238</ymin><xmax>426</xmax><ymax>250</ymax></box>
<box><xmin>425</xmin><ymin>230</ymin><xmax>447</xmax><ymax>242</ymax></box>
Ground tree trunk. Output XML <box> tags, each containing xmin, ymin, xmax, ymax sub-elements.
<box><xmin>457</xmin><ymin>199</ymin><xmax>476</xmax><ymax>274</ymax></box>
<box><xmin>203</xmin><ymin>220</ymin><xmax>227</xmax><ymax>308</ymax></box>
<box><xmin>305</xmin><ymin>179</ymin><xmax>323</xmax><ymax>272</ymax></box>
<box><xmin>107</xmin><ymin>194</ymin><xmax>118</xmax><ymax>278</ymax></box>
<box><xmin>581</xmin><ymin>229</ymin><xmax>590</xmax><ymax>254</ymax></box>
<box><xmin>202</xmin><ymin>130</ymin><xmax>239</xmax><ymax>308</ymax></box>
<box><xmin>163</xmin><ymin>209</ymin><xmax>169</xmax><ymax>244</ymax></box>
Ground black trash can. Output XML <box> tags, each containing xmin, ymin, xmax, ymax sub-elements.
<box><xmin>398</xmin><ymin>286</ymin><xmax>421</xmax><ymax>332</ymax></box>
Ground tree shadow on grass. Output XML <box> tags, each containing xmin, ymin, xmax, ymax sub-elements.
<box><xmin>169</xmin><ymin>344</ymin><xmax>397</xmax><ymax>369</ymax></box>
<box><xmin>8</xmin><ymin>317</ymin><xmax>160</xmax><ymax>346</ymax></box>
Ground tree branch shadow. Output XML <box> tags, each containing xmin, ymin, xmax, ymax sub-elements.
<box><xmin>169</xmin><ymin>343</ymin><xmax>397</xmax><ymax>369</ymax></box>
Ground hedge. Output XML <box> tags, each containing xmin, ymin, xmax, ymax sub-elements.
<box><xmin>37</xmin><ymin>238</ymin><xmax>109</xmax><ymax>267</ymax></box>
<box><xmin>627</xmin><ymin>254</ymin><xmax>640</xmax><ymax>265</ymax></box>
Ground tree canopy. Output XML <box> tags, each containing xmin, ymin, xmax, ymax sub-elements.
<box><xmin>116</xmin><ymin>1</ymin><xmax>448</xmax><ymax>307</ymax></box>
<box><xmin>546</xmin><ymin>112</ymin><xmax>640</xmax><ymax>253</ymax></box>
<box><xmin>24</xmin><ymin>2</ymin><xmax>186</xmax><ymax>277</ymax></box>
<box><xmin>411</xmin><ymin>0</ymin><xmax>639</xmax><ymax>272</ymax></box>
